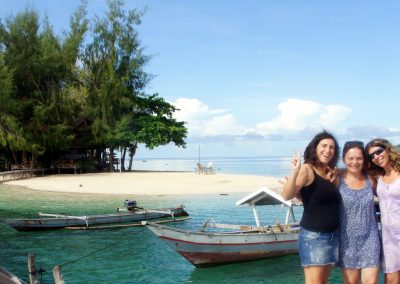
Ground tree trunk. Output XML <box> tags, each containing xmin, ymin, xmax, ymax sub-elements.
<box><xmin>31</xmin><ymin>152</ymin><xmax>36</xmax><ymax>169</ymax></box>
<box><xmin>109</xmin><ymin>147</ymin><xmax>114</xmax><ymax>172</ymax></box>
<box><xmin>128</xmin><ymin>143</ymin><xmax>137</xmax><ymax>171</ymax></box>
<box><xmin>121</xmin><ymin>147</ymin><xmax>126</xmax><ymax>171</ymax></box>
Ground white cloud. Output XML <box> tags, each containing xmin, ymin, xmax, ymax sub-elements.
<box><xmin>255</xmin><ymin>98</ymin><xmax>351</xmax><ymax>136</ymax></box>
<box><xmin>172</xmin><ymin>97</ymin><xmax>355</xmax><ymax>142</ymax></box>
<box><xmin>203</xmin><ymin>114</ymin><xmax>248</xmax><ymax>136</ymax></box>
<box><xmin>173</xmin><ymin>98</ymin><xmax>248</xmax><ymax>137</ymax></box>
<box><xmin>173</xmin><ymin>98</ymin><xmax>212</xmax><ymax>121</ymax></box>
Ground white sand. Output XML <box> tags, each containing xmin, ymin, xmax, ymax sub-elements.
<box><xmin>4</xmin><ymin>172</ymin><xmax>282</xmax><ymax>195</ymax></box>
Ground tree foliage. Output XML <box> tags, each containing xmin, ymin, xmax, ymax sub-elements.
<box><xmin>0</xmin><ymin>0</ymin><xmax>187</xmax><ymax>171</ymax></box>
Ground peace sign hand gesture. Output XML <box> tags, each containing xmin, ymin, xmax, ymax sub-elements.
<box><xmin>290</xmin><ymin>149</ymin><xmax>302</xmax><ymax>174</ymax></box>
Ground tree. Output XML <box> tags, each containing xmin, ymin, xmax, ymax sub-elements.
<box><xmin>124</xmin><ymin>94</ymin><xmax>187</xmax><ymax>170</ymax></box>
<box><xmin>0</xmin><ymin>1</ymin><xmax>187</xmax><ymax>172</ymax></box>
<box><xmin>0</xmin><ymin>5</ymin><xmax>87</xmax><ymax>167</ymax></box>
<box><xmin>0</xmin><ymin>53</ymin><xmax>26</xmax><ymax>163</ymax></box>
<box><xmin>81</xmin><ymin>0</ymin><xmax>187</xmax><ymax>171</ymax></box>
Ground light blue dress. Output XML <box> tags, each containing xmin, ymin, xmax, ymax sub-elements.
<box><xmin>338</xmin><ymin>176</ymin><xmax>380</xmax><ymax>268</ymax></box>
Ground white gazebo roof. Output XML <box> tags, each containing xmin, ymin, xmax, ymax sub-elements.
<box><xmin>235</xmin><ymin>186</ymin><xmax>292</xmax><ymax>207</ymax></box>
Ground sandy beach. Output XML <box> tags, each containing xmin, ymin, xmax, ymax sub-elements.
<box><xmin>3</xmin><ymin>171</ymin><xmax>283</xmax><ymax>196</ymax></box>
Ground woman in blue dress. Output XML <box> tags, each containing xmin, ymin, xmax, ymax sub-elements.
<box><xmin>337</xmin><ymin>141</ymin><xmax>380</xmax><ymax>284</ymax></box>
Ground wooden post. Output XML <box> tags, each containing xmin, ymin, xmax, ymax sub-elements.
<box><xmin>28</xmin><ymin>253</ymin><xmax>39</xmax><ymax>284</ymax></box>
<box><xmin>198</xmin><ymin>145</ymin><xmax>201</xmax><ymax>164</ymax></box>
<box><xmin>52</xmin><ymin>266</ymin><xmax>65</xmax><ymax>284</ymax></box>
<box><xmin>252</xmin><ymin>205</ymin><xmax>261</xmax><ymax>227</ymax></box>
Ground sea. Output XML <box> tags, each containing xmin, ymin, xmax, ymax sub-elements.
<box><xmin>0</xmin><ymin>156</ymin><xmax>384</xmax><ymax>283</ymax></box>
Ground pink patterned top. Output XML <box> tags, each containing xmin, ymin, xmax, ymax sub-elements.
<box><xmin>377</xmin><ymin>177</ymin><xmax>400</xmax><ymax>273</ymax></box>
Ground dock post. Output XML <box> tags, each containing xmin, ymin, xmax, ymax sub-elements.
<box><xmin>53</xmin><ymin>266</ymin><xmax>65</xmax><ymax>284</ymax></box>
<box><xmin>28</xmin><ymin>253</ymin><xmax>39</xmax><ymax>284</ymax></box>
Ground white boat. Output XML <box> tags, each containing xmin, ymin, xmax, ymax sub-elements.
<box><xmin>144</xmin><ymin>187</ymin><xmax>301</xmax><ymax>267</ymax></box>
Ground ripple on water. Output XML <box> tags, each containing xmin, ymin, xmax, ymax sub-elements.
<box><xmin>0</xmin><ymin>185</ymin><xmax>319</xmax><ymax>283</ymax></box>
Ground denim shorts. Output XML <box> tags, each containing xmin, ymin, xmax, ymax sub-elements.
<box><xmin>298</xmin><ymin>227</ymin><xmax>339</xmax><ymax>266</ymax></box>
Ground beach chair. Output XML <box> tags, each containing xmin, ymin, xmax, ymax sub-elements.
<box><xmin>207</xmin><ymin>166</ymin><xmax>215</xmax><ymax>174</ymax></box>
<box><xmin>195</xmin><ymin>163</ymin><xmax>206</xmax><ymax>174</ymax></box>
<box><xmin>206</xmin><ymin>162</ymin><xmax>215</xmax><ymax>174</ymax></box>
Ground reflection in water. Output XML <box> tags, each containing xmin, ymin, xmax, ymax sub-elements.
<box><xmin>189</xmin><ymin>255</ymin><xmax>304</xmax><ymax>284</ymax></box>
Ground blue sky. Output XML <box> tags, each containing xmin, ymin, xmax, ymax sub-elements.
<box><xmin>1</xmin><ymin>0</ymin><xmax>400</xmax><ymax>158</ymax></box>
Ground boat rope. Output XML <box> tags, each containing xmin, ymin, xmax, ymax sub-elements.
<box><xmin>33</xmin><ymin>229</ymin><xmax>144</xmax><ymax>279</ymax></box>
<box><xmin>200</xmin><ymin>218</ymin><xmax>214</xmax><ymax>232</ymax></box>
<box><xmin>58</xmin><ymin>230</ymin><xmax>143</xmax><ymax>269</ymax></box>
<box><xmin>267</xmin><ymin>225</ymin><xmax>278</xmax><ymax>241</ymax></box>
<box><xmin>29</xmin><ymin>266</ymin><xmax>46</xmax><ymax>283</ymax></box>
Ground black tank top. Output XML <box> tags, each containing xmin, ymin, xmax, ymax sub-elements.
<box><xmin>300</xmin><ymin>169</ymin><xmax>341</xmax><ymax>233</ymax></box>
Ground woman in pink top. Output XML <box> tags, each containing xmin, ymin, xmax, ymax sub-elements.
<box><xmin>365</xmin><ymin>138</ymin><xmax>400</xmax><ymax>284</ymax></box>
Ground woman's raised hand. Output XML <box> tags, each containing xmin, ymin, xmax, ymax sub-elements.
<box><xmin>291</xmin><ymin>149</ymin><xmax>302</xmax><ymax>173</ymax></box>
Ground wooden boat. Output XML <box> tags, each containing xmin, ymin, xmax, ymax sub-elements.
<box><xmin>0</xmin><ymin>267</ymin><xmax>27</xmax><ymax>284</ymax></box>
<box><xmin>144</xmin><ymin>187</ymin><xmax>300</xmax><ymax>267</ymax></box>
<box><xmin>5</xmin><ymin>200</ymin><xmax>189</xmax><ymax>231</ymax></box>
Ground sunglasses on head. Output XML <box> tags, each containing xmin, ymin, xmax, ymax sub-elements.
<box><xmin>368</xmin><ymin>148</ymin><xmax>385</xmax><ymax>160</ymax></box>
<box><xmin>344</xmin><ymin>140</ymin><xmax>364</xmax><ymax>148</ymax></box>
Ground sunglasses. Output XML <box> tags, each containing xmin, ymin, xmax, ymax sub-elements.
<box><xmin>368</xmin><ymin>148</ymin><xmax>385</xmax><ymax>160</ymax></box>
<box><xmin>344</xmin><ymin>140</ymin><xmax>364</xmax><ymax>148</ymax></box>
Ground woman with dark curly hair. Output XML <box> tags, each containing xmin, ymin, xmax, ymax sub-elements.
<box><xmin>365</xmin><ymin>138</ymin><xmax>400</xmax><ymax>284</ymax></box>
<box><xmin>282</xmin><ymin>131</ymin><xmax>341</xmax><ymax>284</ymax></box>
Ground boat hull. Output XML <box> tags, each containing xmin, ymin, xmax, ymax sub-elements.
<box><xmin>145</xmin><ymin>222</ymin><xmax>298</xmax><ymax>267</ymax></box>
<box><xmin>5</xmin><ymin>208</ymin><xmax>188</xmax><ymax>231</ymax></box>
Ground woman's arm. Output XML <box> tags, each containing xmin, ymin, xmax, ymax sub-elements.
<box><xmin>368</xmin><ymin>174</ymin><xmax>377</xmax><ymax>196</ymax></box>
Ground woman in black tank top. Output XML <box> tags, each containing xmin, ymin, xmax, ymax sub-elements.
<box><xmin>282</xmin><ymin>131</ymin><xmax>340</xmax><ymax>284</ymax></box>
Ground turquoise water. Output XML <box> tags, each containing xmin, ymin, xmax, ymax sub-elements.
<box><xmin>0</xmin><ymin>186</ymin><xmax>340</xmax><ymax>284</ymax></box>
<box><xmin>0</xmin><ymin>156</ymin><xmax>384</xmax><ymax>283</ymax></box>
<box><xmin>130</xmin><ymin>156</ymin><xmax>291</xmax><ymax>177</ymax></box>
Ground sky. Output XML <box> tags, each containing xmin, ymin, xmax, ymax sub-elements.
<box><xmin>1</xmin><ymin>0</ymin><xmax>400</xmax><ymax>158</ymax></box>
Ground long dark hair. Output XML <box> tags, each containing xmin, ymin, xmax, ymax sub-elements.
<box><xmin>365</xmin><ymin>138</ymin><xmax>400</xmax><ymax>177</ymax></box>
<box><xmin>304</xmin><ymin>130</ymin><xmax>340</xmax><ymax>169</ymax></box>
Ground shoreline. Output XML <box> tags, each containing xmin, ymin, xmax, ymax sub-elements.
<box><xmin>3</xmin><ymin>171</ymin><xmax>283</xmax><ymax>196</ymax></box>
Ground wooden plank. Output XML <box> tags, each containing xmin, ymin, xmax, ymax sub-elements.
<box><xmin>28</xmin><ymin>253</ymin><xmax>39</xmax><ymax>284</ymax></box>
<box><xmin>52</xmin><ymin>266</ymin><xmax>65</xmax><ymax>284</ymax></box>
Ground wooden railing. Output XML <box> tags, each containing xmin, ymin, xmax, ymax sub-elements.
<box><xmin>56</xmin><ymin>160</ymin><xmax>81</xmax><ymax>174</ymax></box>
<box><xmin>0</xmin><ymin>169</ymin><xmax>46</xmax><ymax>183</ymax></box>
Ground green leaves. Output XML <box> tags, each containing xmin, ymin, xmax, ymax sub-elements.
<box><xmin>0</xmin><ymin>0</ymin><xmax>187</xmax><ymax>170</ymax></box>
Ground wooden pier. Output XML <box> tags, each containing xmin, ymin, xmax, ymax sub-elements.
<box><xmin>0</xmin><ymin>169</ymin><xmax>46</xmax><ymax>183</ymax></box>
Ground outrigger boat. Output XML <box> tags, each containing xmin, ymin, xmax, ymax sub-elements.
<box><xmin>5</xmin><ymin>200</ymin><xmax>189</xmax><ymax>231</ymax></box>
<box><xmin>144</xmin><ymin>187</ymin><xmax>301</xmax><ymax>267</ymax></box>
